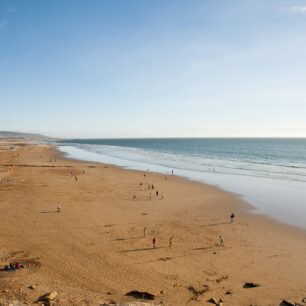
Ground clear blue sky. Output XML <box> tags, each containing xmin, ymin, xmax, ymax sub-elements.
<box><xmin>1</xmin><ymin>0</ymin><xmax>306</xmax><ymax>138</ymax></box>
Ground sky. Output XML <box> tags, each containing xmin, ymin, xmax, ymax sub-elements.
<box><xmin>0</xmin><ymin>0</ymin><xmax>306</xmax><ymax>138</ymax></box>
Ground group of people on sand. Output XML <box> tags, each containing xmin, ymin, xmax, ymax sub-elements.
<box><xmin>148</xmin><ymin>231</ymin><xmax>229</xmax><ymax>249</ymax></box>
<box><xmin>138</xmin><ymin>181</ymin><xmax>164</xmax><ymax>200</ymax></box>
<box><xmin>148</xmin><ymin>228</ymin><xmax>231</xmax><ymax>250</ymax></box>
<box><xmin>70</xmin><ymin>169</ymin><xmax>86</xmax><ymax>182</ymax></box>
<box><xmin>4</xmin><ymin>262</ymin><xmax>24</xmax><ymax>272</ymax></box>
<box><xmin>140</xmin><ymin>172</ymin><xmax>236</xmax><ymax>250</ymax></box>
<box><xmin>143</xmin><ymin>226</ymin><xmax>174</xmax><ymax>249</ymax></box>
<box><xmin>152</xmin><ymin>236</ymin><xmax>173</xmax><ymax>248</ymax></box>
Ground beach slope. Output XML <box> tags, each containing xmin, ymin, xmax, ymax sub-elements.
<box><xmin>0</xmin><ymin>142</ymin><xmax>306</xmax><ymax>305</ymax></box>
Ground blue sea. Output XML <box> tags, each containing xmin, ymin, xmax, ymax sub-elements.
<box><xmin>56</xmin><ymin>138</ymin><xmax>306</xmax><ymax>229</ymax></box>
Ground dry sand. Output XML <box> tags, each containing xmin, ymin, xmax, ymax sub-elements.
<box><xmin>0</xmin><ymin>142</ymin><xmax>306</xmax><ymax>305</ymax></box>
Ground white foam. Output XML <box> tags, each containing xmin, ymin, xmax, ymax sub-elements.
<box><xmin>59</xmin><ymin>144</ymin><xmax>306</xmax><ymax>230</ymax></box>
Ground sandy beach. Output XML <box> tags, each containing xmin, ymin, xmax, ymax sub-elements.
<box><xmin>0</xmin><ymin>142</ymin><xmax>306</xmax><ymax>306</ymax></box>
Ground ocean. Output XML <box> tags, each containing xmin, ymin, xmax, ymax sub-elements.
<box><xmin>56</xmin><ymin>138</ymin><xmax>306</xmax><ymax>229</ymax></box>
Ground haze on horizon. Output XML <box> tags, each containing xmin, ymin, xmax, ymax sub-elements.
<box><xmin>1</xmin><ymin>0</ymin><xmax>306</xmax><ymax>138</ymax></box>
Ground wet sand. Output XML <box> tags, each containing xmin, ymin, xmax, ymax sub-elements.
<box><xmin>0</xmin><ymin>142</ymin><xmax>306</xmax><ymax>305</ymax></box>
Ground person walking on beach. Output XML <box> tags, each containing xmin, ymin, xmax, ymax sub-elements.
<box><xmin>144</xmin><ymin>227</ymin><xmax>147</xmax><ymax>237</ymax></box>
<box><xmin>219</xmin><ymin>235</ymin><xmax>224</xmax><ymax>247</ymax></box>
<box><xmin>57</xmin><ymin>205</ymin><xmax>61</xmax><ymax>213</ymax></box>
<box><xmin>230</xmin><ymin>213</ymin><xmax>235</xmax><ymax>223</ymax></box>
<box><xmin>152</xmin><ymin>237</ymin><xmax>156</xmax><ymax>248</ymax></box>
<box><xmin>169</xmin><ymin>235</ymin><xmax>174</xmax><ymax>248</ymax></box>
<box><xmin>151</xmin><ymin>184</ymin><xmax>154</xmax><ymax>190</ymax></box>
<box><xmin>156</xmin><ymin>190</ymin><xmax>159</xmax><ymax>197</ymax></box>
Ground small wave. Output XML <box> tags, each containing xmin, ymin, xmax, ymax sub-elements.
<box><xmin>57</xmin><ymin>142</ymin><xmax>306</xmax><ymax>183</ymax></box>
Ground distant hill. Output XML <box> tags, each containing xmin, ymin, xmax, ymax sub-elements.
<box><xmin>0</xmin><ymin>131</ymin><xmax>52</xmax><ymax>140</ymax></box>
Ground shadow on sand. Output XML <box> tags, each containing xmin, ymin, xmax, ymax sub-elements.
<box><xmin>133</xmin><ymin>250</ymin><xmax>213</xmax><ymax>265</ymax></box>
<box><xmin>122</xmin><ymin>197</ymin><xmax>163</xmax><ymax>202</ymax></box>
<box><xmin>119</xmin><ymin>247</ymin><xmax>164</xmax><ymax>253</ymax></box>
<box><xmin>190</xmin><ymin>246</ymin><xmax>213</xmax><ymax>251</ymax></box>
<box><xmin>113</xmin><ymin>236</ymin><xmax>143</xmax><ymax>241</ymax></box>
<box><xmin>201</xmin><ymin>222</ymin><xmax>230</xmax><ymax>227</ymax></box>
<box><xmin>40</xmin><ymin>211</ymin><xmax>59</xmax><ymax>214</ymax></box>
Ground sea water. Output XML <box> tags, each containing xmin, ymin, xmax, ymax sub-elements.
<box><xmin>56</xmin><ymin>138</ymin><xmax>306</xmax><ymax>229</ymax></box>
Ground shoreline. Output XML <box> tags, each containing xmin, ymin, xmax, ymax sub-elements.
<box><xmin>58</xmin><ymin>144</ymin><xmax>306</xmax><ymax>235</ymax></box>
<box><xmin>1</xmin><ymin>142</ymin><xmax>306</xmax><ymax>305</ymax></box>
<box><xmin>59</xmin><ymin>145</ymin><xmax>306</xmax><ymax>238</ymax></box>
